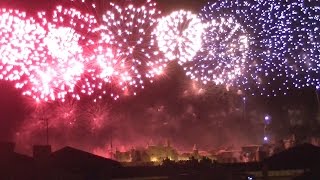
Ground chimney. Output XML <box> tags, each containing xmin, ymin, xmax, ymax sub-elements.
<box><xmin>33</xmin><ymin>145</ymin><xmax>52</xmax><ymax>160</ymax></box>
<box><xmin>0</xmin><ymin>142</ymin><xmax>15</xmax><ymax>156</ymax></box>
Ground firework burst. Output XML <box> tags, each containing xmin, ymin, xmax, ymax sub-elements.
<box><xmin>84</xmin><ymin>0</ymin><xmax>165</xmax><ymax>99</ymax></box>
<box><xmin>278</xmin><ymin>0</ymin><xmax>320</xmax><ymax>89</ymax></box>
<box><xmin>199</xmin><ymin>0</ymin><xmax>320</xmax><ymax>96</ymax></box>
<box><xmin>183</xmin><ymin>16</ymin><xmax>250</xmax><ymax>86</ymax></box>
<box><xmin>16</xmin><ymin>5</ymin><xmax>98</xmax><ymax>102</ymax></box>
<box><xmin>154</xmin><ymin>10</ymin><xmax>205</xmax><ymax>65</ymax></box>
<box><xmin>80</xmin><ymin>100</ymin><xmax>110</xmax><ymax>131</ymax></box>
<box><xmin>79</xmin><ymin>46</ymin><xmax>122</xmax><ymax>101</ymax></box>
<box><xmin>241</xmin><ymin>0</ymin><xmax>320</xmax><ymax>95</ymax></box>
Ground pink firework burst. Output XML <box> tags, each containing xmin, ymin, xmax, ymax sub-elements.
<box><xmin>80</xmin><ymin>100</ymin><xmax>110</xmax><ymax>131</ymax></box>
<box><xmin>19</xmin><ymin>5</ymin><xmax>98</xmax><ymax>102</ymax></box>
<box><xmin>84</xmin><ymin>0</ymin><xmax>165</xmax><ymax>99</ymax></box>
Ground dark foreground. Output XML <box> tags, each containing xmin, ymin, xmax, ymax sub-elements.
<box><xmin>1</xmin><ymin>143</ymin><xmax>320</xmax><ymax>180</ymax></box>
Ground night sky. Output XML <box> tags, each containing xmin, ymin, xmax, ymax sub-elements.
<box><xmin>0</xmin><ymin>0</ymin><xmax>319</xmax><ymax>156</ymax></box>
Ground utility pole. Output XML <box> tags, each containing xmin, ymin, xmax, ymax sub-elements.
<box><xmin>110</xmin><ymin>129</ymin><xmax>113</xmax><ymax>159</ymax></box>
<box><xmin>315</xmin><ymin>88</ymin><xmax>320</xmax><ymax>110</ymax></box>
<box><xmin>46</xmin><ymin>117</ymin><xmax>49</xmax><ymax>145</ymax></box>
<box><xmin>39</xmin><ymin>117</ymin><xmax>49</xmax><ymax>145</ymax></box>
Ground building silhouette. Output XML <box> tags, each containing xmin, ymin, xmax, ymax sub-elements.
<box><xmin>1</xmin><ymin>141</ymin><xmax>320</xmax><ymax>180</ymax></box>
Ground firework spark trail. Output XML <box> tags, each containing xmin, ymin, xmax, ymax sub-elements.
<box><xmin>183</xmin><ymin>16</ymin><xmax>249</xmax><ymax>86</ymax></box>
<box><xmin>154</xmin><ymin>10</ymin><xmax>205</xmax><ymax>65</ymax></box>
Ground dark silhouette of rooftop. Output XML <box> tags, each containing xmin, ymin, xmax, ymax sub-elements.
<box><xmin>51</xmin><ymin>146</ymin><xmax>121</xmax><ymax>169</ymax></box>
<box><xmin>264</xmin><ymin>143</ymin><xmax>320</xmax><ymax>170</ymax></box>
<box><xmin>2</xmin><ymin>142</ymin><xmax>320</xmax><ymax>180</ymax></box>
<box><xmin>0</xmin><ymin>142</ymin><xmax>35</xmax><ymax>179</ymax></box>
<box><xmin>0</xmin><ymin>143</ymin><xmax>122</xmax><ymax>180</ymax></box>
<box><xmin>48</xmin><ymin>146</ymin><xmax>122</xmax><ymax>179</ymax></box>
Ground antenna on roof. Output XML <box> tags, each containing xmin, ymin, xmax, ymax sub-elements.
<box><xmin>39</xmin><ymin>116</ymin><xmax>49</xmax><ymax>145</ymax></box>
<box><xmin>46</xmin><ymin>117</ymin><xmax>49</xmax><ymax>145</ymax></box>
<box><xmin>38</xmin><ymin>104</ymin><xmax>49</xmax><ymax>145</ymax></box>
<box><xmin>110</xmin><ymin>128</ymin><xmax>113</xmax><ymax>159</ymax></box>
